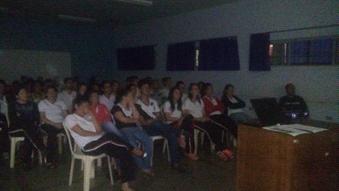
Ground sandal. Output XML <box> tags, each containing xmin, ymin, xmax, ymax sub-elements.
<box><xmin>222</xmin><ymin>149</ymin><xmax>234</xmax><ymax>160</ymax></box>
<box><xmin>216</xmin><ymin>151</ymin><xmax>228</xmax><ymax>161</ymax></box>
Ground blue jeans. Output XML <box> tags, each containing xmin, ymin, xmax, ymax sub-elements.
<box><xmin>145</xmin><ymin>121</ymin><xmax>180</xmax><ymax>165</ymax></box>
<box><xmin>101</xmin><ymin>121</ymin><xmax>123</xmax><ymax>137</ymax></box>
<box><xmin>120</xmin><ymin>126</ymin><xmax>153</xmax><ymax>171</ymax></box>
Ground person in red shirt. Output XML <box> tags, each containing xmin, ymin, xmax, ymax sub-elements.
<box><xmin>88</xmin><ymin>91</ymin><xmax>123</xmax><ymax>137</ymax></box>
<box><xmin>202</xmin><ymin>83</ymin><xmax>238</xmax><ymax>140</ymax></box>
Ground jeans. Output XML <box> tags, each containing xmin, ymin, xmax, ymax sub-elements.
<box><xmin>101</xmin><ymin>121</ymin><xmax>123</xmax><ymax>137</ymax></box>
<box><xmin>145</xmin><ymin>121</ymin><xmax>181</xmax><ymax>165</ymax></box>
<box><xmin>120</xmin><ymin>126</ymin><xmax>153</xmax><ymax>170</ymax></box>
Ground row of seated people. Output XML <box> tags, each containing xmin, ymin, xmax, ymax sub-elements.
<box><xmin>0</xmin><ymin>76</ymin><xmax>308</xmax><ymax>191</ymax></box>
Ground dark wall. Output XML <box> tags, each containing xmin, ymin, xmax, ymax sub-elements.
<box><xmin>0</xmin><ymin>18</ymin><xmax>114</xmax><ymax>81</ymax></box>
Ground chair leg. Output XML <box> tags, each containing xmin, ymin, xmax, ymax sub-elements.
<box><xmin>91</xmin><ymin>161</ymin><xmax>95</xmax><ymax>179</ymax></box>
<box><xmin>193</xmin><ymin>129</ymin><xmax>199</xmax><ymax>155</ymax></box>
<box><xmin>151</xmin><ymin>140</ymin><xmax>155</xmax><ymax>167</ymax></box>
<box><xmin>69</xmin><ymin>157</ymin><xmax>75</xmax><ymax>186</ymax></box>
<box><xmin>97</xmin><ymin>158</ymin><xmax>102</xmax><ymax>167</ymax></box>
<box><xmin>83</xmin><ymin>159</ymin><xmax>92</xmax><ymax>191</ymax></box>
<box><xmin>10</xmin><ymin>139</ymin><xmax>16</xmax><ymax>168</ymax></box>
<box><xmin>107</xmin><ymin>157</ymin><xmax>114</xmax><ymax>185</ymax></box>
<box><xmin>164</xmin><ymin>140</ymin><xmax>170</xmax><ymax>162</ymax></box>
<box><xmin>58</xmin><ymin>136</ymin><xmax>63</xmax><ymax>155</ymax></box>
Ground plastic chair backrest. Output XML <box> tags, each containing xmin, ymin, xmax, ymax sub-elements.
<box><xmin>63</xmin><ymin>122</ymin><xmax>77</xmax><ymax>156</ymax></box>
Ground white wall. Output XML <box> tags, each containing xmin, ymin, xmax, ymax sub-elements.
<box><xmin>0</xmin><ymin>49</ymin><xmax>71</xmax><ymax>82</ymax></box>
<box><xmin>111</xmin><ymin>0</ymin><xmax>339</xmax><ymax>122</ymax></box>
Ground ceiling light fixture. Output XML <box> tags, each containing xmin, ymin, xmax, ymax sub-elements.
<box><xmin>58</xmin><ymin>14</ymin><xmax>96</xmax><ymax>23</ymax></box>
<box><xmin>115</xmin><ymin>0</ymin><xmax>153</xmax><ymax>6</ymax></box>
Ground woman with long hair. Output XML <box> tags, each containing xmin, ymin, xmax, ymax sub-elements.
<box><xmin>183</xmin><ymin>83</ymin><xmax>232</xmax><ymax>161</ymax></box>
<box><xmin>163</xmin><ymin>87</ymin><xmax>198</xmax><ymax>160</ymax></box>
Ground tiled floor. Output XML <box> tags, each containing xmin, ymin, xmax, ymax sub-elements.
<box><xmin>0</xmin><ymin>145</ymin><xmax>235</xmax><ymax>191</ymax></box>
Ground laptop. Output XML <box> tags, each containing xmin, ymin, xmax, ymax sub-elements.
<box><xmin>250</xmin><ymin>98</ymin><xmax>285</xmax><ymax>126</ymax></box>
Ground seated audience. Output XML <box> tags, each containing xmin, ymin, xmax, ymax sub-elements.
<box><xmin>99</xmin><ymin>81</ymin><xmax>116</xmax><ymax>111</ymax></box>
<box><xmin>0</xmin><ymin>80</ymin><xmax>8</xmax><ymax>119</ymax></box>
<box><xmin>136</xmin><ymin>79</ymin><xmax>184</xmax><ymax>171</ymax></box>
<box><xmin>176</xmin><ymin>81</ymin><xmax>188</xmax><ymax>101</ymax></box>
<box><xmin>58</xmin><ymin>78</ymin><xmax>76</xmax><ymax>113</ymax></box>
<box><xmin>222</xmin><ymin>84</ymin><xmax>250</xmax><ymax>123</ymax></box>
<box><xmin>158</xmin><ymin>77</ymin><xmax>172</xmax><ymax>105</ymax></box>
<box><xmin>32</xmin><ymin>81</ymin><xmax>44</xmax><ymax>103</ymax></box>
<box><xmin>202</xmin><ymin>83</ymin><xmax>238</xmax><ymax>139</ymax></box>
<box><xmin>64</xmin><ymin>97</ymin><xmax>139</xmax><ymax>191</ymax></box>
<box><xmin>279</xmin><ymin>83</ymin><xmax>309</xmax><ymax>121</ymax></box>
<box><xmin>8</xmin><ymin>86</ymin><xmax>46</xmax><ymax>170</ymax></box>
<box><xmin>111</xmin><ymin>80</ymin><xmax>120</xmax><ymax>96</ymax></box>
<box><xmin>163</xmin><ymin>87</ymin><xmax>198</xmax><ymax>160</ymax></box>
<box><xmin>76</xmin><ymin>82</ymin><xmax>88</xmax><ymax>100</ymax></box>
<box><xmin>88</xmin><ymin>91</ymin><xmax>122</xmax><ymax>137</ymax></box>
<box><xmin>183</xmin><ymin>83</ymin><xmax>232</xmax><ymax>161</ymax></box>
<box><xmin>111</xmin><ymin>88</ymin><xmax>153</xmax><ymax>175</ymax></box>
<box><xmin>126</xmin><ymin>76</ymin><xmax>139</xmax><ymax>86</ymax></box>
<box><xmin>38</xmin><ymin>86</ymin><xmax>67</xmax><ymax>168</ymax></box>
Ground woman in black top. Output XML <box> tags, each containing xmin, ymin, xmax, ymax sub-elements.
<box><xmin>222</xmin><ymin>84</ymin><xmax>250</xmax><ymax>123</ymax></box>
<box><xmin>8</xmin><ymin>86</ymin><xmax>45</xmax><ymax>170</ymax></box>
<box><xmin>111</xmin><ymin>88</ymin><xmax>153</xmax><ymax>175</ymax></box>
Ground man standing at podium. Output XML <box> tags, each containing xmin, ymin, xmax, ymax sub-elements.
<box><xmin>279</xmin><ymin>83</ymin><xmax>309</xmax><ymax>122</ymax></box>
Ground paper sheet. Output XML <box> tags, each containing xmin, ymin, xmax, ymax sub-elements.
<box><xmin>262</xmin><ymin>124</ymin><xmax>327</xmax><ymax>137</ymax></box>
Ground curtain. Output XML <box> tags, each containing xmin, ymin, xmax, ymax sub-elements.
<box><xmin>249</xmin><ymin>33</ymin><xmax>270</xmax><ymax>71</ymax></box>
<box><xmin>167</xmin><ymin>41</ymin><xmax>196</xmax><ymax>71</ymax></box>
<box><xmin>199</xmin><ymin>37</ymin><xmax>240</xmax><ymax>70</ymax></box>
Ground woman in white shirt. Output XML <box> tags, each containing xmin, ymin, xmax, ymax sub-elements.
<box><xmin>64</xmin><ymin>97</ymin><xmax>141</xmax><ymax>191</ymax></box>
<box><xmin>183</xmin><ymin>83</ymin><xmax>232</xmax><ymax>161</ymax></box>
<box><xmin>38</xmin><ymin>86</ymin><xmax>67</xmax><ymax>168</ymax></box>
<box><xmin>163</xmin><ymin>87</ymin><xmax>198</xmax><ymax>160</ymax></box>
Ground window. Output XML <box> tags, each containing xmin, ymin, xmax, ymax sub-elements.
<box><xmin>117</xmin><ymin>45</ymin><xmax>155</xmax><ymax>70</ymax></box>
<box><xmin>166</xmin><ymin>37</ymin><xmax>240</xmax><ymax>71</ymax></box>
<box><xmin>270</xmin><ymin>37</ymin><xmax>338</xmax><ymax>66</ymax></box>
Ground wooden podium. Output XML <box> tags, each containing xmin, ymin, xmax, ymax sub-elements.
<box><xmin>236</xmin><ymin>122</ymin><xmax>338</xmax><ymax>191</ymax></box>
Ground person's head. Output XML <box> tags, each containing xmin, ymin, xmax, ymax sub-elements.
<box><xmin>111</xmin><ymin>80</ymin><xmax>119</xmax><ymax>94</ymax></box>
<box><xmin>169</xmin><ymin>87</ymin><xmax>182</xmax><ymax>102</ymax></box>
<box><xmin>188</xmin><ymin>83</ymin><xmax>200</xmax><ymax>100</ymax></box>
<box><xmin>64</xmin><ymin>78</ymin><xmax>73</xmax><ymax>90</ymax></box>
<box><xmin>127</xmin><ymin>84</ymin><xmax>139</xmax><ymax>100</ymax></box>
<box><xmin>15</xmin><ymin>85</ymin><xmax>29</xmax><ymax>103</ymax></box>
<box><xmin>88</xmin><ymin>91</ymin><xmax>99</xmax><ymax>105</ymax></box>
<box><xmin>202</xmin><ymin>83</ymin><xmax>213</xmax><ymax>97</ymax></box>
<box><xmin>176</xmin><ymin>81</ymin><xmax>185</xmax><ymax>93</ymax></box>
<box><xmin>45</xmin><ymin>86</ymin><xmax>58</xmax><ymax>102</ymax></box>
<box><xmin>90</xmin><ymin>83</ymin><xmax>100</xmax><ymax>92</ymax></box>
<box><xmin>126</xmin><ymin>76</ymin><xmax>139</xmax><ymax>85</ymax></box>
<box><xmin>151</xmin><ymin>79</ymin><xmax>160</xmax><ymax>92</ymax></box>
<box><xmin>101</xmin><ymin>81</ymin><xmax>112</xmax><ymax>95</ymax></box>
<box><xmin>116</xmin><ymin>88</ymin><xmax>134</xmax><ymax>105</ymax></box>
<box><xmin>78</xmin><ymin>83</ymin><xmax>88</xmax><ymax>95</ymax></box>
<box><xmin>162</xmin><ymin>77</ymin><xmax>172</xmax><ymax>88</ymax></box>
<box><xmin>285</xmin><ymin>83</ymin><xmax>296</xmax><ymax>96</ymax></box>
<box><xmin>198</xmin><ymin>81</ymin><xmax>205</xmax><ymax>91</ymax></box>
<box><xmin>223</xmin><ymin>84</ymin><xmax>234</xmax><ymax>97</ymax></box>
<box><xmin>138</xmin><ymin>79</ymin><xmax>151</xmax><ymax>97</ymax></box>
<box><xmin>73</xmin><ymin>97</ymin><xmax>90</xmax><ymax>116</ymax></box>
<box><xmin>72</xmin><ymin>78</ymin><xmax>79</xmax><ymax>91</ymax></box>
<box><xmin>33</xmin><ymin>81</ymin><xmax>43</xmax><ymax>93</ymax></box>
<box><xmin>0</xmin><ymin>80</ymin><xmax>6</xmax><ymax>95</ymax></box>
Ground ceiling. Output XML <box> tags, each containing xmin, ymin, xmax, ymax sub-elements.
<box><xmin>0</xmin><ymin>0</ymin><xmax>237</xmax><ymax>26</ymax></box>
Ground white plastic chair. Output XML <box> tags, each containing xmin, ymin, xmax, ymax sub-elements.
<box><xmin>63</xmin><ymin>123</ymin><xmax>113</xmax><ymax>191</ymax></box>
<box><xmin>150</xmin><ymin>135</ymin><xmax>169</xmax><ymax>166</ymax></box>
<box><xmin>9</xmin><ymin>130</ymin><xmax>25</xmax><ymax>168</ymax></box>
<box><xmin>9</xmin><ymin>129</ymin><xmax>43</xmax><ymax>168</ymax></box>
<box><xmin>193</xmin><ymin>125</ymin><xmax>215</xmax><ymax>155</ymax></box>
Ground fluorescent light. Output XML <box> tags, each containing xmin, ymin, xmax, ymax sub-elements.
<box><xmin>115</xmin><ymin>0</ymin><xmax>153</xmax><ymax>6</ymax></box>
<box><xmin>58</xmin><ymin>14</ymin><xmax>96</xmax><ymax>23</ymax></box>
